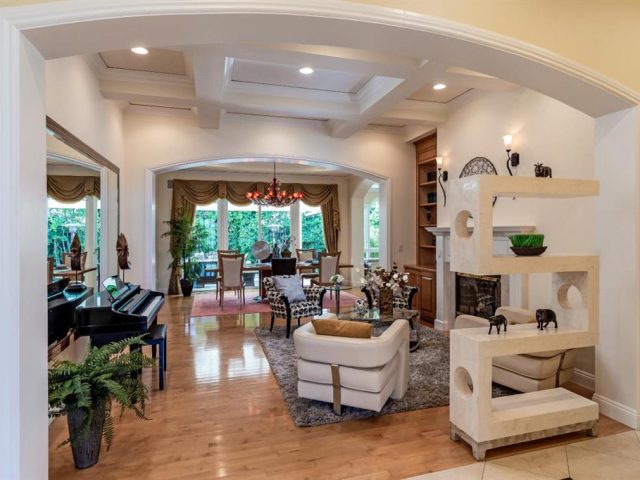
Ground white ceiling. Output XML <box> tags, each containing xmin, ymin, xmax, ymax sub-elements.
<box><xmin>231</xmin><ymin>58</ymin><xmax>370</xmax><ymax>94</ymax></box>
<box><xmin>89</xmin><ymin>43</ymin><xmax>519</xmax><ymax>139</ymax></box>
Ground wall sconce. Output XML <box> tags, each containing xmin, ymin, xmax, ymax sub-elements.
<box><xmin>436</xmin><ymin>156</ymin><xmax>448</xmax><ymax>207</ymax></box>
<box><xmin>503</xmin><ymin>134</ymin><xmax>520</xmax><ymax>176</ymax></box>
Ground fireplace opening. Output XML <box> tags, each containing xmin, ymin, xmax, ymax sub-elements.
<box><xmin>456</xmin><ymin>273</ymin><xmax>502</xmax><ymax>319</ymax></box>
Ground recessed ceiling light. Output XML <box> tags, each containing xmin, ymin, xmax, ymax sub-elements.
<box><xmin>131</xmin><ymin>47</ymin><xmax>149</xmax><ymax>55</ymax></box>
<box><xmin>299</xmin><ymin>67</ymin><xmax>314</xmax><ymax>75</ymax></box>
<box><xmin>433</xmin><ymin>83</ymin><xmax>447</xmax><ymax>90</ymax></box>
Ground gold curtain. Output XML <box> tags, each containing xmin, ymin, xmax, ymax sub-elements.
<box><xmin>47</xmin><ymin>175</ymin><xmax>100</xmax><ymax>202</ymax></box>
<box><xmin>166</xmin><ymin>179</ymin><xmax>340</xmax><ymax>293</ymax></box>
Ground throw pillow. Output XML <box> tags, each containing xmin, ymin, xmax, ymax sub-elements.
<box><xmin>272</xmin><ymin>275</ymin><xmax>307</xmax><ymax>303</ymax></box>
<box><xmin>312</xmin><ymin>319</ymin><xmax>372</xmax><ymax>339</ymax></box>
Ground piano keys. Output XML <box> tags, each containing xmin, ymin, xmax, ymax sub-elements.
<box><xmin>76</xmin><ymin>279</ymin><xmax>165</xmax><ymax>347</ymax></box>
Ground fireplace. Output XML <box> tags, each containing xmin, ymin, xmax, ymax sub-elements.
<box><xmin>456</xmin><ymin>273</ymin><xmax>502</xmax><ymax>319</ymax></box>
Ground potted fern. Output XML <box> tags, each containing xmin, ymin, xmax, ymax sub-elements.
<box><xmin>48</xmin><ymin>337</ymin><xmax>152</xmax><ymax>469</ymax></box>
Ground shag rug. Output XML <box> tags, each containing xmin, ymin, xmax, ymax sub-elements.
<box><xmin>255</xmin><ymin>324</ymin><xmax>516</xmax><ymax>427</ymax></box>
<box><xmin>191</xmin><ymin>290</ymin><xmax>359</xmax><ymax>317</ymax></box>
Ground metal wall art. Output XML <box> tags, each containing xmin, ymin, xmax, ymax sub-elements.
<box><xmin>459</xmin><ymin>157</ymin><xmax>499</xmax><ymax>206</ymax></box>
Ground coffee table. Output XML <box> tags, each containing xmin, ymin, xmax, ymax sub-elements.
<box><xmin>339</xmin><ymin>308</ymin><xmax>421</xmax><ymax>352</ymax></box>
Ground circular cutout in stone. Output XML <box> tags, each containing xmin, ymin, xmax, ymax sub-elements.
<box><xmin>454</xmin><ymin>366</ymin><xmax>474</xmax><ymax>397</ymax></box>
<box><xmin>557</xmin><ymin>283</ymin><xmax>583</xmax><ymax>309</ymax></box>
<box><xmin>454</xmin><ymin>210</ymin><xmax>474</xmax><ymax>239</ymax></box>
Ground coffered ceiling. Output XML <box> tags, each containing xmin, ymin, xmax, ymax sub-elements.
<box><xmin>88</xmin><ymin>43</ymin><xmax>518</xmax><ymax>139</ymax></box>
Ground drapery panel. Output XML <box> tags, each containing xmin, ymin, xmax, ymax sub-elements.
<box><xmin>47</xmin><ymin>175</ymin><xmax>100</xmax><ymax>203</ymax></box>
<box><xmin>167</xmin><ymin>179</ymin><xmax>341</xmax><ymax>294</ymax></box>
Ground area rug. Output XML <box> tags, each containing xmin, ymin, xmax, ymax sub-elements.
<box><xmin>191</xmin><ymin>290</ymin><xmax>359</xmax><ymax>317</ymax></box>
<box><xmin>255</xmin><ymin>325</ymin><xmax>516</xmax><ymax>427</ymax></box>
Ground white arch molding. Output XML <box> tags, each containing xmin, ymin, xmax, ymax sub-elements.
<box><xmin>1</xmin><ymin>1</ymin><xmax>639</xmax><ymax>478</ymax></box>
<box><xmin>144</xmin><ymin>155</ymin><xmax>391</xmax><ymax>290</ymax></box>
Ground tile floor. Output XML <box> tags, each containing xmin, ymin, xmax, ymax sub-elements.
<box><xmin>407</xmin><ymin>430</ymin><xmax>640</xmax><ymax>479</ymax></box>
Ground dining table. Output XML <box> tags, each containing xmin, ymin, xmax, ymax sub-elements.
<box><xmin>202</xmin><ymin>260</ymin><xmax>354</xmax><ymax>297</ymax></box>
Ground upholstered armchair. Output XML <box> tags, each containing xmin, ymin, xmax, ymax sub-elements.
<box><xmin>294</xmin><ymin>319</ymin><xmax>410</xmax><ymax>413</ymax></box>
<box><xmin>454</xmin><ymin>306</ymin><xmax>577</xmax><ymax>392</ymax></box>
<box><xmin>361</xmin><ymin>285</ymin><xmax>418</xmax><ymax>310</ymax></box>
<box><xmin>263</xmin><ymin>276</ymin><xmax>326</xmax><ymax>338</ymax></box>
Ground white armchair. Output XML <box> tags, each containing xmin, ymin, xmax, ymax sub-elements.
<box><xmin>293</xmin><ymin>319</ymin><xmax>409</xmax><ymax>414</ymax></box>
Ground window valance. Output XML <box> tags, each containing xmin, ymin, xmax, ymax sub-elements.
<box><xmin>47</xmin><ymin>175</ymin><xmax>100</xmax><ymax>203</ymax></box>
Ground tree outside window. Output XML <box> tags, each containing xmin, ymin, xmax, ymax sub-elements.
<box><xmin>300</xmin><ymin>203</ymin><xmax>325</xmax><ymax>252</ymax></box>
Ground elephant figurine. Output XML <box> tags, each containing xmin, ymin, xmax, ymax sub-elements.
<box><xmin>534</xmin><ymin>163</ymin><xmax>553</xmax><ymax>178</ymax></box>
<box><xmin>536</xmin><ymin>309</ymin><xmax>558</xmax><ymax>329</ymax></box>
<box><xmin>488</xmin><ymin>314</ymin><xmax>508</xmax><ymax>335</ymax></box>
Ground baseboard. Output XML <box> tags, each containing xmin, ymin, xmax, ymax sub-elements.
<box><xmin>572</xmin><ymin>368</ymin><xmax>595</xmax><ymax>391</ymax></box>
<box><xmin>434</xmin><ymin>318</ymin><xmax>449</xmax><ymax>331</ymax></box>
<box><xmin>592</xmin><ymin>393</ymin><xmax>640</xmax><ymax>429</ymax></box>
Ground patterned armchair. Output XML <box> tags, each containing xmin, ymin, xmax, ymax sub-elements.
<box><xmin>264</xmin><ymin>276</ymin><xmax>327</xmax><ymax>338</ymax></box>
<box><xmin>361</xmin><ymin>285</ymin><xmax>418</xmax><ymax>310</ymax></box>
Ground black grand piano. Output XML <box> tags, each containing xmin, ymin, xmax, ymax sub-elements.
<box><xmin>48</xmin><ymin>278</ymin><xmax>93</xmax><ymax>347</ymax></box>
<box><xmin>76</xmin><ymin>276</ymin><xmax>165</xmax><ymax>347</ymax></box>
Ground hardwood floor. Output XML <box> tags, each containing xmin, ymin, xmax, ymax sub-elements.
<box><xmin>49</xmin><ymin>293</ymin><xmax>629</xmax><ymax>479</ymax></box>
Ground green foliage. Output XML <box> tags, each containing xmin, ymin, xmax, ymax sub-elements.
<box><xmin>509</xmin><ymin>234</ymin><xmax>545</xmax><ymax>248</ymax></box>
<box><xmin>48</xmin><ymin>337</ymin><xmax>152</xmax><ymax>450</ymax></box>
<box><xmin>228</xmin><ymin>209</ymin><xmax>259</xmax><ymax>257</ymax></box>
<box><xmin>194</xmin><ymin>210</ymin><xmax>218</xmax><ymax>253</ymax></box>
<box><xmin>162</xmin><ymin>210</ymin><xmax>209</xmax><ymax>281</ymax></box>
<box><xmin>301</xmin><ymin>211</ymin><xmax>325</xmax><ymax>252</ymax></box>
<box><xmin>47</xmin><ymin>206</ymin><xmax>101</xmax><ymax>265</ymax></box>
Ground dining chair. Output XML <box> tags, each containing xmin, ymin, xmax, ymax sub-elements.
<box><xmin>219</xmin><ymin>253</ymin><xmax>246</xmax><ymax>309</ymax></box>
<box><xmin>296</xmin><ymin>248</ymin><xmax>318</xmax><ymax>285</ymax></box>
<box><xmin>311</xmin><ymin>251</ymin><xmax>341</xmax><ymax>299</ymax></box>
<box><xmin>271</xmin><ymin>257</ymin><xmax>297</xmax><ymax>276</ymax></box>
<box><xmin>216</xmin><ymin>249</ymin><xmax>239</xmax><ymax>299</ymax></box>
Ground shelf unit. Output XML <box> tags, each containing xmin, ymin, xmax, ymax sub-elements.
<box><xmin>448</xmin><ymin>175</ymin><xmax>600</xmax><ymax>460</ymax></box>
<box><xmin>405</xmin><ymin>133</ymin><xmax>438</xmax><ymax>323</ymax></box>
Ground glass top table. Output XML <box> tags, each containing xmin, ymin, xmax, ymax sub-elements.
<box><xmin>338</xmin><ymin>308</ymin><xmax>421</xmax><ymax>351</ymax></box>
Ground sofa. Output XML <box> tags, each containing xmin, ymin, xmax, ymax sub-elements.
<box><xmin>454</xmin><ymin>306</ymin><xmax>577</xmax><ymax>392</ymax></box>
<box><xmin>293</xmin><ymin>319</ymin><xmax>409</xmax><ymax>413</ymax></box>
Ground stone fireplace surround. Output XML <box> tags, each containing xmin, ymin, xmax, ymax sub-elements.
<box><xmin>427</xmin><ymin>225</ymin><xmax>535</xmax><ymax>330</ymax></box>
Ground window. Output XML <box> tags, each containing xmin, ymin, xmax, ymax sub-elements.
<box><xmin>364</xmin><ymin>185</ymin><xmax>380</xmax><ymax>261</ymax></box>
<box><xmin>194</xmin><ymin>202</ymin><xmax>218</xmax><ymax>256</ymax></box>
<box><xmin>228</xmin><ymin>203</ymin><xmax>259</xmax><ymax>255</ymax></box>
<box><xmin>47</xmin><ymin>197</ymin><xmax>87</xmax><ymax>264</ymax></box>
<box><xmin>261</xmin><ymin>205</ymin><xmax>291</xmax><ymax>248</ymax></box>
<box><xmin>300</xmin><ymin>203</ymin><xmax>325</xmax><ymax>252</ymax></box>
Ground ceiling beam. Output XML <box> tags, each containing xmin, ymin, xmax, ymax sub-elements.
<box><xmin>192</xmin><ymin>48</ymin><xmax>228</xmax><ymax>129</ymax></box>
<box><xmin>329</xmin><ymin>61</ymin><xmax>443</xmax><ymax>138</ymax></box>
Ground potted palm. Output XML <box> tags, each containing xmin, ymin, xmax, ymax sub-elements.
<box><xmin>48</xmin><ymin>337</ymin><xmax>152</xmax><ymax>469</ymax></box>
<box><xmin>162</xmin><ymin>210</ymin><xmax>208</xmax><ymax>296</ymax></box>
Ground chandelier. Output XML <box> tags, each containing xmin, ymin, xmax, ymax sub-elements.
<box><xmin>245</xmin><ymin>163</ymin><xmax>304</xmax><ymax>207</ymax></box>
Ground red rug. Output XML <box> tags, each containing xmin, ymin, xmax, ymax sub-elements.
<box><xmin>190</xmin><ymin>290</ymin><xmax>360</xmax><ymax>317</ymax></box>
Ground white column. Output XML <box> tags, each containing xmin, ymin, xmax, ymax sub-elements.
<box><xmin>0</xmin><ymin>27</ymin><xmax>48</xmax><ymax>479</ymax></box>
<box><xmin>85</xmin><ymin>195</ymin><xmax>97</xmax><ymax>288</ymax></box>
<box><xmin>218</xmin><ymin>199</ymin><xmax>229</xmax><ymax>249</ymax></box>
<box><xmin>290</xmin><ymin>202</ymin><xmax>301</xmax><ymax>249</ymax></box>
<box><xmin>594</xmin><ymin>106</ymin><xmax>640</xmax><ymax>428</ymax></box>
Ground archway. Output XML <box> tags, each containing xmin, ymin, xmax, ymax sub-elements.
<box><xmin>146</xmin><ymin>155</ymin><xmax>391</xmax><ymax>290</ymax></box>
<box><xmin>1</xmin><ymin>2</ymin><xmax>638</xmax><ymax>478</ymax></box>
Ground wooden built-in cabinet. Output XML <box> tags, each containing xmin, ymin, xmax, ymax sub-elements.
<box><xmin>405</xmin><ymin>133</ymin><xmax>437</xmax><ymax>324</ymax></box>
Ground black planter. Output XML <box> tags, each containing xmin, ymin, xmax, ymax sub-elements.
<box><xmin>180</xmin><ymin>278</ymin><xmax>194</xmax><ymax>297</ymax></box>
<box><xmin>511</xmin><ymin>246</ymin><xmax>547</xmax><ymax>257</ymax></box>
<box><xmin>67</xmin><ymin>403</ymin><xmax>106</xmax><ymax>469</ymax></box>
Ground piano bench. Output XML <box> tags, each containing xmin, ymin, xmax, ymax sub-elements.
<box><xmin>143</xmin><ymin>324</ymin><xmax>167</xmax><ymax>390</ymax></box>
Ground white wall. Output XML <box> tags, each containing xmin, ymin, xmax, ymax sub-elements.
<box><xmin>438</xmin><ymin>88</ymin><xmax>597</xmax><ymax>374</ymax></box>
<box><xmin>154</xmin><ymin>170</ymin><xmax>353</xmax><ymax>291</ymax></box>
<box><xmin>46</xmin><ymin>56</ymin><xmax>124</xmax><ymax>167</ymax></box>
<box><xmin>122</xmin><ymin>112</ymin><xmax>416</xmax><ymax>288</ymax></box>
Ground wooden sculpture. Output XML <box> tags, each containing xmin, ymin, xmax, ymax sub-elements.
<box><xmin>116</xmin><ymin>233</ymin><xmax>131</xmax><ymax>282</ymax></box>
<box><xmin>536</xmin><ymin>309</ymin><xmax>558</xmax><ymax>329</ymax></box>
<box><xmin>65</xmin><ymin>234</ymin><xmax>86</xmax><ymax>291</ymax></box>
